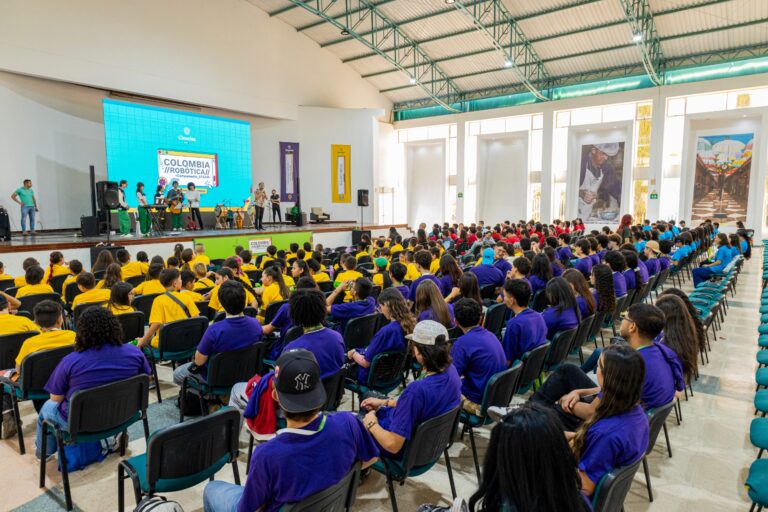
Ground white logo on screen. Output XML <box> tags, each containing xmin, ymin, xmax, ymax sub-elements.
<box><xmin>179</xmin><ymin>127</ymin><xmax>196</xmax><ymax>142</ymax></box>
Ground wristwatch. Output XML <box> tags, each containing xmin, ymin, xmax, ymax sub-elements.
<box><xmin>366</xmin><ymin>419</ymin><xmax>376</xmax><ymax>430</ymax></box>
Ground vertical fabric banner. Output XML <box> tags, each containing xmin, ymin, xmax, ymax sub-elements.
<box><xmin>331</xmin><ymin>144</ymin><xmax>351</xmax><ymax>203</ymax></box>
<box><xmin>280</xmin><ymin>142</ymin><xmax>299</xmax><ymax>202</ymax></box>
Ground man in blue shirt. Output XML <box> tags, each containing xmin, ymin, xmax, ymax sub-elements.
<box><xmin>203</xmin><ymin>349</ymin><xmax>379</xmax><ymax>512</ymax></box>
<box><xmin>408</xmin><ymin>250</ymin><xmax>441</xmax><ymax>301</ymax></box>
<box><xmin>671</xmin><ymin>235</ymin><xmax>691</xmax><ymax>266</ymax></box>
<box><xmin>10</xmin><ymin>179</ymin><xmax>38</xmax><ymax>235</ymax></box>
<box><xmin>326</xmin><ymin>277</ymin><xmax>376</xmax><ymax>334</ymax></box>
<box><xmin>451</xmin><ymin>298</ymin><xmax>506</xmax><ymax>415</ymax></box>
<box><xmin>493</xmin><ymin>243</ymin><xmax>512</xmax><ymax>276</ymax></box>
<box><xmin>468</xmin><ymin>248</ymin><xmax>504</xmax><ymax>288</ymax></box>
<box><xmin>501</xmin><ymin>279</ymin><xmax>547</xmax><ymax>366</ymax></box>
<box><xmin>286</xmin><ymin>288</ymin><xmax>345</xmax><ymax>379</ymax></box>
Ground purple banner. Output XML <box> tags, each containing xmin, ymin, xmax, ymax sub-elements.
<box><xmin>280</xmin><ymin>142</ymin><xmax>299</xmax><ymax>203</ymax></box>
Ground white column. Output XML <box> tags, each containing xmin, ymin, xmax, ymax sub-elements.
<box><xmin>540</xmin><ymin>111</ymin><xmax>554</xmax><ymax>223</ymax></box>
<box><xmin>646</xmin><ymin>93</ymin><xmax>665</xmax><ymax>221</ymax></box>
<box><xmin>455</xmin><ymin>120</ymin><xmax>466</xmax><ymax>223</ymax></box>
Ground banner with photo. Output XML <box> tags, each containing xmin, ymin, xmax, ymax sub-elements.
<box><xmin>157</xmin><ymin>150</ymin><xmax>218</xmax><ymax>188</ymax></box>
<box><xmin>280</xmin><ymin>142</ymin><xmax>299</xmax><ymax>203</ymax></box>
<box><xmin>578</xmin><ymin>142</ymin><xmax>624</xmax><ymax>222</ymax></box>
<box><xmin>331</xmin><ymin>144</ymin><xmax>351</xmax><ymax>203</ymax></box>
<box><xmin>692</xmin><ymin>133</ymin><xmax>753</xmax><ymax>226</ymax></box>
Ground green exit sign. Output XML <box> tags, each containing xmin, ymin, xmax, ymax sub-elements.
<box><xmin>457</xmin><ymin>192</ymin><xmax>464</xmax><ymax>198</ymax></box>
<box><xmin>650</xmin><ymin>193</ymin><xmax>659</xmax><ymax>199</ymax></box>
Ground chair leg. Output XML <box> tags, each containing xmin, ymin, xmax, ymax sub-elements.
<box><xmin>467</xmin><ymin>424</ymin><xmax>480</xmax><ymax>483</ymax></box>
<box><xmin>150</xmin><ymin>356</ymin><xmax>162</xmax><ymax>403</ymax></box>
<box><xmin>142</xmin><ymin>415</ymin><xmax>150</xmax><ymax>441</ymax></box>
<box><xmin>247</xmin><ymin>433</ymin><xmax>254</xmax><ymax>473</ymax></box>
<box><xmin>39</xmin><ymin>422</ymin><xmax>48</xmax><ymax>488</ymax></box>
<box><xmin>444</xmin><ymin>449</ymin><xmax>457</xmax><ymax>499</ymax></box>
<box><xmin>642</xmin><ymin>456</ymin><xmax>654</xmax><ymax>502</ymax></box>
<box><xmin>385</xmin><ymin>474</ymin><xmax>398</xmax><ymax>512</ymax></box>
<box><xmin>231</xmin><ymin>459</ymin><xmax>241</xmax><ymax>485</ymax></box>
<box><xmin>663</xmin><ymin>422</ymin><xmax>672</xmax><ymax>458</ymax></box>
<box><xmin>57</xmin><ymin>429</ymin><xmax>73</xmax><ymax>511</ymax></box>
<box><xmin>118</xmin><ymin>464</ymin><xmax>126</xmax><ymax>512</ymax></box>
<box><xmin>180</xmin><ymin>378</ymin><xmax>187</xmax><ymax>422</ymax></box>
<box><xmin>11</xmin><ymin>392</ymin><xmax>25</xmax><ymax>454</ymax></box>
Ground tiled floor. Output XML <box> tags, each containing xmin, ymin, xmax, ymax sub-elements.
<box><xmin>2</xmin><ymin>253</ymin><xmax>763</xmax><ymax>512</ymax></box>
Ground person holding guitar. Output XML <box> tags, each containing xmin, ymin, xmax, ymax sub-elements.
<box><xmin>186</xmin><ymin>182</ymin><xmax>204</xmax><ymax>230</ymax></box>
<box><xmin>166</xmin><ymin>181</ymin><xmax>184</xmax><ymax>231</ymax></box>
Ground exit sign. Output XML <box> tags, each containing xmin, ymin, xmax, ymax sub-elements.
<box><xmin>650</xmin><ymin>193</ymin><xmax>659</xmax><ymax>199</ymax></box>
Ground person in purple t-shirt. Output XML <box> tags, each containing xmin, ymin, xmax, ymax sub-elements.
<box><xmin>326</xmin><ymin>277</ymin><xmax>377</xmax><ymax>334</ymax></box>
<box><xmin>451</xmin><ymin>298</ymin><xmax>507</xmax><ymax>414</ymax></box>
<box><xmin>572</xmin><ymin>239</ymin><xmax>593</xmax><ymax>278</ymax></box>
<box><xmin>36</xmin><ymin>308</ymin><xmax>151</xmax><ymax>459</ymax></box>
<box><xmin>407</xmin><ymin>250</ymin><xmax>442</xmax><ymax>301</ymax></box>
<box><xmin>541</xmin><ymin>278</ymin><xmax>581</xmax><ymax>341</ymax></box>
<box><xmin>362</xmin><ymin>320</ymin><xmax>461</xmax><ymax>459</ymax></box>
<box><xmin>346</xmin><ymin>288</ymin><xmax>412</xmax><ymax>385</ymax></box>
<box><xmin>203</xmin><ymin>349</ymin><xmax>379</xmax><ymax>512</ymax></box>
<box><xmin>415</xmin><ymin>279</ymin><xmax>455</xmax><ymax>328</ymax></box>
<box><xmin>501</xmin><ymin>279</ymin><xmax>548</xmax><ymax>366</ymax></box>
<box><xmin>643</xmin><ymin>241</ymin><xmax>662</xmax><ymax>277</ymax></box>
<box><xmin>603</xmin><ymin>251</ymin><xmax>628</xmax><ymax>298</ymax></box>
<box><xmin>468</xmin><ymin>248</ymin><xmax>505</xmax><ymax>290</ymax></box>
<box><xmin>173</xmin><ymin>280</ymin><xmax>262</xmax><ymax>385</ymax></box>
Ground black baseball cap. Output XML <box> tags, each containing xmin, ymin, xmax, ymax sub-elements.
<box><xmin>274</xmin><ymin>349</ymin><xmax>326</xmax><ymax>414</ymax></box>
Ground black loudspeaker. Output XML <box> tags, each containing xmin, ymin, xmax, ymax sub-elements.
<box><xmin>80</xmin><ymin>216</ymin><xmax>100</xmax><ymax>237</ymax></box>
<box><xmin>357</xmin><ymin>189</ymin><xmax>369</xmax><ymax>207</ymax></box>
<box><xmin>352</xmin><ymin>229</ymin><xmax>371</xmax><ymax>245</ymax></box>
<box><xmin>96</xmin><ymin>181</ymin><xmax>120</xmax><ymax>210</ymax></box>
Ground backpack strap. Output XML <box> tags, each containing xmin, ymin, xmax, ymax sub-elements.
<box><xmin>164</xmin><ymin>291</ymin><xmax>191</xmax><ymax>318</ymax></box>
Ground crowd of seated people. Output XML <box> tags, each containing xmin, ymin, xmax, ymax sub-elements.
<box><xmin>0</xmin><ymin>213</ymin><xmax>751</xmax><ymax>510</ymax></box>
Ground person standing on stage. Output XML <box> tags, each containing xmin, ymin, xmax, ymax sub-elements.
<box><xmin>270</xmin><ymin>188</ymin><xmax>281</xmax><ymax>224</ymax></box>
<box><xmin>253</xmin><ymin>182</ymin><xmax>267</xmax><ymax>231</ymax></box>
<box><xmin>117</xmin><ymin>180</ymin><xmax>132</xmax><ymax>237</ymax></box>
<box><xmin>166</xmin><ymin>181</ymin><xmax>184</xmax><ymax>231</ymax></box>
<box><xmin>136</xmin><ymin>182</ymin><xmax>150</xmax><ymax>236</ymax></box>
<box><xmin>11</xmin><ymin>179</ymin><xmax>38</xmax><ymax>236</ymax></box>
<box><xmin>186</xmin><ymin>182</ymin><xmax>204</xmax><ymax>230</ymax></box>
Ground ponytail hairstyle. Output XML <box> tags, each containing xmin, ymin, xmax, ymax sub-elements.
<box><xmin>47</xmin><ymin>251</ymin><xmax>64</xmax><ymax>283</ymax></box>
<box><xmin>180</xmin><ymin>248</ymin><xmax>194</xmax><ymax>270</ymax></box>
<box><xmin>263</xmin><ymin>266</ymin><xmax>290</xmax><ymax>300</ymax></box>
<box><xmin>378</xmin><ymin>287</ymin><xmax>416</xmax><ymax>336</ymax></box>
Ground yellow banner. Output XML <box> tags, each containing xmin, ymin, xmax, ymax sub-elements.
<box><xmin>331</xmin><ymin>144</ymin><xmax>351</xmax><ymax>203</ymax></box>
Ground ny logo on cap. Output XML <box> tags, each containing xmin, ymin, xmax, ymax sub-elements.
<box><xmin>294</xmin><ymin>373</ymin><xmax>311</xmax><ymax>391</ymax></box>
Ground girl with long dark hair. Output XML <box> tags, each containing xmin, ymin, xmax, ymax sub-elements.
<box><xmin>44</xmin><ymin>251</ymin><xmax>68</xmax><ymax>284</ymax></box>
<box><xmin>541</xmin><ymin>277</ymin><xmax>580</xmax><ymax>340</ymax></box>
<box><xmin>591</xmin><ymin>264</ymin><xmax>616</xmax><ymax>315</ymax></box>
<box><xmin>416</xmin><ymin>280</ymin><xmax>454</xmax><ymax>328</ymax></box>
<box><xmin>445</xmin><ymin>272</ymin><xmax>483</xmax><ymax>305</ymax></box>
<box><xmin>438</xmin><ymin>254</ymin><xmax>463</xmax><ymax>297</ymax></box>
<box><xmin>660</xmin><ymin>287</ymin><xmax>707</xmax><ymax>359</ymax></box>
<box><xmin>91</xmin><ymin>250</ymin><xmax>114</xmax><ymax>274</ymax></box>
<box><xmin>529</xmin><ymin>253</ymin><xmax>553</xmax><ymax>295</ymax></box>
<box><xmin>99</xmin><ymin>263</ymin><xmax>122</xmax><ymax>290</ymax></box>
<box><xmin>563</xmin><ymin>269</ymin><xmax>596</xmax><ymax>317</ymax></box>
<box><xmin>655</xmin><ymin>294</ymin><xmax>699</xmax><ymax>384</ymax></box>
<box><xmin>621</xmin><ymin>249</ymin><xmax>645</xmax><ymax>293</ymax></box>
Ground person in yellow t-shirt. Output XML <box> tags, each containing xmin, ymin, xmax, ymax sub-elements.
<box><xmin>42</xmin><ymin>251</ymin><xmax>70</xmax><ymax>285</ymax></box>
<box><xmin>0</xmin><ymin>261</ymin><xmax>13</xmax><ymax>282</ymax></box>
<box><xmin>206</xmin><ymin>268</ymin><xmax>258</xmax><ymax>312</ymax></box>
<box><xmin>15</xmin><ymin>266</ymin><xmax>54</xmax><ymax>298</ymax></box>
<box><xmin>371</xmin><ymin>257</ymin><xmax>392</xmax><ymax>288</ymax></box>
<box><xmin>240</xmin><ymin>250</ymin><xmax>258</xmax><ymax>272</ymax></box>
<box><xmin>400</xmin><ymin>252</ymin><xmax>421</xmax><ymax>282</ymax></box>
<box><xmin>10</xmin><ymin>300</ymin><xmax>75</xmax><ymax>371</ymax></box>
<box><xmin>285</xmin><ymin>243</ymin><xmax>299</xmax><ymax>263</ymax></box>
<box><xmin>258</xmin><ymin>245</ymin><xmax>277</xmax><ymax>270</ymax></box>
<box><xmin>133</xmin><ymin>262</ymin><xmax>166</xmax><ymax>295</ymax></box>
<box><xmin>95</xmin><ymin>263</ymin><xmax>122</xmax><ymax>291</ymax></box>
<box><xmin>302</xmin><ymin>242</ymin><xmax>314</xmax><ymax>261</ymax></box>
<box><xmin>71</xmin><ymin>272</ymin><xmax>112</xmax><ymax>310</ymax></box>
<box><xmin>117</xmin><ymin>249</ymin><xmax>145</xmax><ymax>279</ymax></box>
<box><xmin>192</xmin><ymin>263</ymin><xmax>215</xmax><ymax>290</ymax></box>
<box><xmin>13</xmin><ymin>257</ymin><xmax>40</xmax><ymax>288</ymax></box>
<box><xmin>104</xmin><ymin>282</ymin><xmax>135</xmax><ymax>316</ymax></box>
<box><xmin>389</xmin><ymin>235</ymin><xmax>405</xmax><ymax>254</ymax></box>
<box><xmin>334</xmin><ymin>255</ymin><xmax>364</xmax><ymax>302</ymax></box>
<box><xmin>0</xmin><ymin>293</ymin><xmax>36</xmax><ymax>335</ymax></box>
<box><xmin>190</xmin><ymin>243</ymin><xmax>211</xmax><ymax>270</ymax></box>
<box><xmin>138</xmin><ymin>268</ymin><xmax>201</xmax><ymax>349</ymax></box>
<box><xmin>428</xmin><ymin>246</ymin><xmax>441</xmax><ymax>275</ymax></box>
<box><xmin>180</xmin><ymin>270</ymin><xmax>204</xmax><ymax>302</ymax></box>
<box><xmin>254</xmin><ymin>267</ymin><xmax>289</xmax><ymax>322</ymax></box>
<box><xmin>307</xmin><ymin>259</ymin><xmax>330</xmax><ymax>283</ymax></box>
<box><xmin>62</xmin><ymin>260</ymin><xmax>84</xmax><ymax>294</ymax></box>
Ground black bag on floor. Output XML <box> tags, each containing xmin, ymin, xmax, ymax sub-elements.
<box><xmin>176</xmin><ymin>389</ymin><xmax>203</xmax><ymax>417</ymax></box>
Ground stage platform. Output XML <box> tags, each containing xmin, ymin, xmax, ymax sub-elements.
<box><xmin>0</xmin><ymin>222</ymin><xmax>405</xmax><ymax>253</ymax></box>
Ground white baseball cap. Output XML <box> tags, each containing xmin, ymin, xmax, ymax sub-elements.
<box><xmin>594</xmin><ymin>143</ymin><xmax>620</xmax><ymax>157</ymax></box>
<box><xmin>406</xmin><ymin>320</ymin><xmax>449</xmax><ymax>346</ymax></box>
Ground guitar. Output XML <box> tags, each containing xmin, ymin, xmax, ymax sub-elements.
<box><xmin>235</xmin><ymin>210</ymin><xmax>243</xmax><ymax>229</ymax></box>
<box><xmin>169</xmin><ymin>198</ymin><xmax>182</xmax><ymax>215</ymax></box>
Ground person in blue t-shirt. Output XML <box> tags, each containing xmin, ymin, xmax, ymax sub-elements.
<box><xmin>415</xmin><ymin>279</ymin><xmax>455</xmax><ymax>328</ymax></box>
<box><xmin>261</xmin><ymin>277</ymin><xmax>317</xmax><ymax>361</ymax></box>
<box><xmin>346</xmin><ymin>288</ymin><xmax>412</xmax><ymax>385</ymax></box>
<box><xmin>326</xmin><ymin>277</ymin><xmax>376</xmax><ymax>334</ymax></box>
<box><xmin>572</xmin><ymin>239</ymin><xmax>593</xmax><ymax>278</ymax></box>
<box><xmin>468</xmin><ymin>248</ymin><xmax>505</xmax><ymax>289</ymax></box>
<box><xmin>569</xmin><ymin>344</ymin><xmax>649</xmax><ymax>498</ymax></box>
<box><xmin>407</xmin><ymin>250</ymin><xmax>442</xmax><ymax>301</ymax></box>
<box><xmin>501</xmin><ymin>278</ymin><xmax>548</xmax><ymax>366</ymax></box>
<box><xmin>643</xmin><ymin>240</ymin><xmax>662</xmax><ymax>277</ymax></box>
<box><xmin>541</xmin><ymin>277</ymin><xmax>581</xmax><ymax>341</ymax></box>
<box><xmin>387</xmin><ymin>261</ymin><xmax>411</xmax><ymax>298</ymax></box>
<box><xmin>528</xmin><ymin>253</ymin><xmax>553</xmax><ymax>295</ymax></box>
<box><xmin>602</xmin><ymin>251</ymin><xmax>628</xmax><ymax>298</ymax></box>
<box><xmin>173</xmin><ymin>280</ymin><xmax>262</xmax><ymax>386</ymax></box>
<box><xmin>670</xmin><ymin>234</ymin><xmax>691</xmax><ymax>266</ymax></box>
<box><xmin>692</xmin><ymin>233</ymin><xmax>732</xmax><ymax>287</ymax></box>
<box><xmin>657</xmin><ymin>239</ymin><xmax>673</xmax><ymax>272</ymax></box>
<box><xmin>362</xmin><ymin>320</ymin><xmax>461</xmax><ymax>459</ymax></box>
<box><xmin>203</xmin><ymin>349</ymin><xmax>379</xmax><ymax>512</ymax></box>
<box><xmin>451</xmin><ymin>298</ymin><xmax>507</xmax><ymax>414</ymax></box>
<box><xmin>492</xmin><ymin>243</ymin><xmax>513</xmax><ymax>277</ymax></box>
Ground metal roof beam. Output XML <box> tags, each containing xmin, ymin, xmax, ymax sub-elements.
<box><xmin>619</xmin><ymin>0</ymin><xmax>664</xmax><ymax>85</ymax></box>
<box><xmin>451</xmin><ymin>0</ymin><xmax>551</xmax><ymax>100</ymax></box>
<box><xmin>344</xmin><ymin>0</ymin><xmax>733</xmax><ymax>63</ymax></box>
<box><xmin>295</xmin><ymin>0</ymin><xmax>397</xmax><ymax>30</ymax></box>
<box><xmin>285</xmin><ymin>0</ymin><xmax>462</xmax><ymax>112</ymax></box>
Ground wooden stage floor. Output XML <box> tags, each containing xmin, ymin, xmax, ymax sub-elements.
<box><xmin>0</xmin><ymin>222</ymin><xmax>391</xmax><ymax>253</ymax></box>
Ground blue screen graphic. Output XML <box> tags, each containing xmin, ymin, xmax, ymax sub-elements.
<box><xmin>103</xmin><ymin>99</ymin><xmax>252</xmax><ymax>208</ymax></box>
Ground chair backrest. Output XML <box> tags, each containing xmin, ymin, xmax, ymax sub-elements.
<box><xmin>4</xmin><ymin>286</ymin><xmax>19</xmax><ymax>298</ymax></box>
<box><xmin>482</xmin><ymin>303</ymin><xmax>508</xmax><ymax>339</ymax></box>
<box><xmin>73</xmin><ymin>302</ymin><xmax>105</xmax><ymax>325</ymax></box>
<box><xmin>544</xmin><ymin>326</ymin><xmax>578</xmax><ymax>368</ymax></box>
<box><xmin>245</xmin><ymin>270</ymin><xmax>262</xmax><ymax>284</ymax></box>
<box><xmin>605</xmin><ymin>296</ymin><xmax>627</xmax><ymax>325</ymax></box>
<box><xmin>357</xmin><ymin>255</ymin><xmax>372</xmax><ymax>265</ymax></box>
<box><xmin>264</xmin><ymin>300</ymin><xmax>288</xmax><ymax>325</ymax></box>
<box><xmin>212</xmin><ymin>311</ymin><xmax>227</xmax><ymax>323</ymax></box>
<box><xmin>401</xmin><ymin>406</ymin><xmax>460</xmax><ymax>473</ymax></box>
<box><xmin>518</xmin><ymin>342</ymin><xmax>551</xmax><ymax>390</ymax></box>
<box><xmin>480</xmin><ymin>361</ymin><xmax>523</xmax><ymax>416</ymax></box>
<box><xmin>343</xmin><ymin>313</ymin><xmax>380</xmax><ymax>350</ymax></box>
<box><xmin>207</xmin><ymin>343</ymin><xmax>266</xmax><ymax>389</ymax></box>
<box><xmin>49</xmin><ymin>274</ymin><xmax>69</xmax><ymax>295</ymax></box>
<box><xmin>283</xmin><ymin>326</ymin><xmax>304</xmax><ymax>344</ymax></box>
<box><xmin>93</xmin><ymin>270</ymin><xmax>106</xmax><ymax>280</ymax></box>
<box><xmin>370</xmin><ymin>285</ymin><xmax>382</xmax><ymax>301</ymax></box>
<box><xmin>65</xmin><ymin>282</ymin><xmax>82</xmax><ymax>304</ymax></box>
<box><xmin>195</xmin><ymin>300</ymin><xmax>212</xmax><ymax>320</ymax></box>
<box><xmin>116</xmin><ymin>312</ymin><xmax>145</xmax><ymax>343</ymax></box>
<box><xmin>131</xmin><ymin>293</ymin><xmax>162</xmax><ymax>322</ymax></box>
<box><xmin>145</xmin><ymin>408</ymin><xmax>240</xmax><ymax>492</ymax></box>
<box><xmin>125</xmin><ymin>275</ymin><xmax>146</xmax><ymax>288</ymax></box>
<box><xmin>317</xmin><ymin>281</ymin><xmax>334</xmax><ymax>293</ymax></box>
<box><xmin>157</xmin><ymin>316</ymin><xmax>209</xmax><ymax>356</ymax></box>
<box><xmin>19</xmin><ymin>293</ymin><xmax>63</xmax><ymax>314</ymax></box>
<box><xmin>480</xmin><ymin>284</ymin><xmax>498</xmax><ymax>300</ymax></box>
<box><xmin>321</xmin><ymin>370</ymin><xmax>345</xmax><ymax>411</ymax></box>
<box><xmin>210</xmin><ymin>258</ymin><xmax>226</xmax><ymax>268</ymax></box>
<box><xmin>591</xmin><ymin>458</ymin><xmax>643</xmax><ymax>512</ymax></box>
<box><xmin>569</xmin><ymin>314</ymin><xmax>595</xmax><ymax>353</ymax></box>
<box><xmin>645</xmin><ymin>401</ymin><xmax>675</xmax><ymax>456</ymax></box>
<box><xmin>282</xmin><ymin>462</ymin><xmax>361</xmax><ymax>512</ymax></box>
<box><xmin>531</xmin><ymin>290</ymin><xmax>548</xmax><ymax>312</ymax></box>
<box><xmin>244</xmin><ymin>306</ymin><xmax>258</xmax><ymax>318</ymax></box>
<box><xmin>367</xmin><ymin>351</ymin><xmax>407</xmax><ymax>391</ymax></box>
<box><xmin>67</xmin><ymin>374</ymin><xmax>149</xmax><ymax>443</ymax></box>
<box><xmin>0</xmin><ymin>279</ymin><xmax>15</xmax><ymax>292</ymax></box>
<box><xmin>0</xmin><ymin>331</ymin><xmax>40</xmax><ymax>370</ymax></box>
<box><xmin>18</xmin><ymin>345</ymin><xmax>75</xmax><ymax>396</ymax></box>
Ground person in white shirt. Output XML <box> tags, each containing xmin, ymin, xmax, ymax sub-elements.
<box><xmin>186</xmin><ymin>182</ymin><xmax>204</xmax><ymax>230</ymax></box>
<box><xmin>253</xmin><ymin>182</ymin><xmax>267</xmax><ymax>231</ymax></box>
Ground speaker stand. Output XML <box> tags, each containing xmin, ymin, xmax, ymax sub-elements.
<box><xmin>360</xmin><ymin>205</ymin><xmax>364</xmax><ymax>231</ymax></box>
<box><xmin>105</xmin><ymin>209</ymin><xmax>113</xmax><ymax>247</ymax></box>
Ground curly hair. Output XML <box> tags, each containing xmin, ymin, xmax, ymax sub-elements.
<box><xmin>591</xmin><ymin>264</ymin><xmax>616</xmax><ymax>313</ymax></box>
<box><xmin>659</xmin><ymin>288</ymin><xmax>707</xmax><ymax>362</ymax></box>
<box><xmin>378</xmin><ymin>287</ymin><xmax>416</xmax><ymax>335</ymax></box>
<box><xmin>75</xmin><ymin>307</ymin><xmax>123</xmax><ymax>351</ymax></box>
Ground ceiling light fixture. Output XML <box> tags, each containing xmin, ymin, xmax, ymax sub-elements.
<box><xmin>445</xmin><ymin>0</ymin><xmax>455</xmax><ymax>4</ymax></box>
<box><xmin>409</xmin><ymin>77</ymin><xmax>417</xmax><ymax>84</ymax></box>
<box><xmin>340</xmin><ymin>28</ymin><xmax>349</xmax><ymax>35</ymax></box>
<box><xmin>504</xmin><ymin>59</ymin><xmax>513</xmax><ymax>68</ymax></box>
<box><xmin>632</xmin><ymin>33</ymin><xmax>642</xmax><ymax>43</ymax></box>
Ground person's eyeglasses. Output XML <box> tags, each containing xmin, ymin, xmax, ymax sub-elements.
<box><xmin>621</xmin><ymin>315</ymin><xmax>634</xmax><ymax>324</ymax></box>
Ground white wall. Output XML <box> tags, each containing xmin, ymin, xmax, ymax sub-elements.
<box><xmin>406</xmin><ymin>142</ymin><xmax>446</xmax><ymax>228</ymax></box>
<box><xmin>0</xmin><ymin>0</ymin><xmax>391</xmax><ymax>121</ymax></box>
<box><xmin>476</xmin><ymin>134</ymin><xmax>528</xmax><ymax>222</ymax></box>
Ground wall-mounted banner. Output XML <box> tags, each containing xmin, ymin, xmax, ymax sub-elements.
<box><xmin>331</xmin><ymin>144</ymin><xmax>351</xmax><ymax>203</ymax></box>
<box><xmin>248</xmin><ymin>237</ymin><xmax>273</xmax><ymax>254</ymax></box>
<box><xmin>157</xmin><ymin>150</ymin><xmax>218</xmax><ymax>188</ymax></box>
<box><xmin>280</xmin><ymin>142</ymin><xmax>299</xmax><ymax>202</ymax></box>
<box><xmin>578</xmin><ymin>142</ymin><xmax>624</xmax><ymax>222</ymax></box>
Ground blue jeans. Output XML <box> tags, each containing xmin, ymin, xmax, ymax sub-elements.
<box><xmin>36</xmin><ymin>399</ymin><xmax>68</xmax><ymax>459</ymax></box>
<box><xmin>203</xmin><ymin>480</ymin><xmax>244</xmax><ymax>512</ymax></box>
<box><xmin>20</xmin><ymin>205</ymin><xmax>35</xmax><ymax>232</ymax></box>
<box><xmin>692</xmin><ymin>267</ymin><xmax>716</xmax><ymax>287</ymax></box>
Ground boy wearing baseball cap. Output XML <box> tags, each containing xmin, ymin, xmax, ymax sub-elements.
<box><xmin>361</xmin><ymin>320</ymin><xmax>461</xmax><ymax>458</ymax></box>
<box><xmin>202</xmin><ymin>349</ymin><xmax>378</xmax><ymax>512</ymax></box>
<box><xmin>467</xmin><ymin>248</ymin><xmax>505</xmax><ymax>289</ymax></box>
<box><xmin>643</xmin><ymin>240</ymin><xmax>662</xmax><ymax>277</ymax></box>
